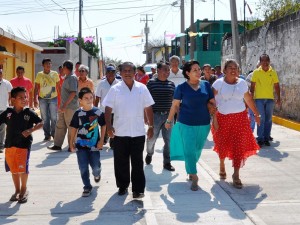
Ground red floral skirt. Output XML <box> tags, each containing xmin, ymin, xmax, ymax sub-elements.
<box><xmin>212</xmin><ymin>110</ymin><xmax>260</xmax><ymax>168</ymax></box>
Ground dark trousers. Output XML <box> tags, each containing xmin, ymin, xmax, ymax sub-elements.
<box><xmin>114</xmin><ymin>136</ymin><xmax>146</xmax><ymax>193</ymax></box>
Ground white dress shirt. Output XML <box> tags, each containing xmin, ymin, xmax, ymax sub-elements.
<box><xmin>103</xmin><ymin>81</ymin><xmax>154</xmax><ymax>137</ymax></box>
<box><xmin>95</xmin><ymin>78</ymin><xmax>119</xmax><ymax>112</ymax></box>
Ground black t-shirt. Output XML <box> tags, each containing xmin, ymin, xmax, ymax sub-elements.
<box><xmin>0</xmin><ymin>107</ymin><xmax>42</xmax><ymax>148</ymax></box>
<box><xmin>70</xmin><ymin>107</ymin><xmax>105</xmax><ymax>149</ymax></box>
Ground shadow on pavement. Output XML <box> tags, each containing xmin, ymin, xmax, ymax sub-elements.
<box><xmin>203</xmin><ymin>139</ymin><xmax>215</xmax><ymax>149</ymax></box>
<box><xmin>35</xmin><ymin>151</ymin><xmax>71</xmax><ymax>168</ymax></box>
<box><xmin>212</xmin><ymin>182</ymin><xmax>267</xmax><ymax>217</ymax></box>
<box><xmin>161</xmin><ymin>182</ymin><xmax>214</xmax><ymax>223</ymax></box>
<box><xmin>82</xmin><ymin>193</ymin><xmax>146</xmax><ymax>225</ymax></box>
<box><xmin>31</xmin><ymin>140</ymin><xmax>53</xmax><ymax>151</ymax></box>
<box><xmin>49</xmin><ymin>186</ymin><xmax>99</xmax><ymax>225</ymax></box>
<box><xmin>0</xmin><ymin>202</ymin><xmax>20</xmax><ymax>224</ymax></box>
<box><xmin>145</xmin><ymin>165</ymin><xmax>178</xmax><ymax>192</ymax></box>
<box><xmin>258</xmin><ymin>143</ymin><xmax>289</xmax><ymax>162</ymax></box>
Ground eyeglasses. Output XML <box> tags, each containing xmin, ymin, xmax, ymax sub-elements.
<box><xmin>79</xmin><ymin>70</ymin><xmax>86</xmax><ymax>73</ymax></box>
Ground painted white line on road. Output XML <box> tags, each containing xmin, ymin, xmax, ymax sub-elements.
<box><xmin>143</xmin><ymin>191</ymin><xmax>158</xmax><ymax>225</ymax></box>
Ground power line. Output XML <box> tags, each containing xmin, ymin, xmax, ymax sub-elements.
<box><xmin>0</xmin><ymin>3</ymin><xmax>170</xmax><ymax>15</ymax></box>
<box><xmin>34</xmin><ymin>5</ymin><xmax>168</xmax><ymax>41</ymax></box>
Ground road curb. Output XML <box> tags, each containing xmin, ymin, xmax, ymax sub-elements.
<box><xmin>272</xmin><ymin>115</ymin><xmax>300</xmax><ymax>132</ymax></box>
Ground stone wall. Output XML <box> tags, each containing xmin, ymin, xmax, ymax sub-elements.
<box><xmin>222</xmin><ymin>11</ymin><xmax>300</xmax><ymax>121</ymax></box>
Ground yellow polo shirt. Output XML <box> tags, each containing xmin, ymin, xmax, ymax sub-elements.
<box><xmin>251</xmin><ymin>66</ymin><xmax>279</xmax><ymax>99</ymax></box>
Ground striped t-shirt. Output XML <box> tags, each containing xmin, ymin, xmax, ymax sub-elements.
<box><xmin>146</xmin><ymin>78</ymin><xmax>175</xmax><ymax>112</ymax></box>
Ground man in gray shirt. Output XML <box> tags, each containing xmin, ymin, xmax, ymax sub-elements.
<box><xmin>48</xmin><ymin>60</ymin><xmax>79</xmax><ymax>151</ymax></box>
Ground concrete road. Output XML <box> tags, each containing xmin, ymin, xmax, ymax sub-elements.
<box><xmin>0</xmin><ymin>123</ymin><xmax>299</xmax><ymax>225</ymax></box>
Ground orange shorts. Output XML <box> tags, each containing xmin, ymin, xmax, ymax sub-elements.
<box><xmin>5</xmin><ymin>147</ymin><xmax>29</xmax><ymax>174</ymax></box>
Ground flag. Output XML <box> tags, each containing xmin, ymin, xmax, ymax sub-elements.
<box><xmin>188</xmin><ymin>31</ymin><xmax>198</xmax><ymax>37</ymax></box>
<box><xmin>245</xmin><ymin>1</ymin><xmax>253</xmax><ymax>15</ymax></box>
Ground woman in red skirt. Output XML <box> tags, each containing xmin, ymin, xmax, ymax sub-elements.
<box><xmin>212</xmin><ymin>59</ymin><xmax>261</xmax><ymax>189</ymax></box>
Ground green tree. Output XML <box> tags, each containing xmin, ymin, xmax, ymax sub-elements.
<box><xmin>103</xmin><ymin>56</ymin><xmax>123</xmax><ymax>69</ymax></box>
<box><xmin>48</xmin><ymin>35</ymin><xmax>99</xmax><ymax>57</ymax></box>
<box><xmin>257</xmin><ymin>0</ymin><xmax>300</xmax><ymax>22</ymax></box>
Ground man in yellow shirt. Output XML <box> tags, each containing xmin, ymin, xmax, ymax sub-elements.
<box><xmin>34</xmin><ymin>58</ymin><xmax>60</xmax><ymax>141</ymax></box>
<box><xmin>250</xmin><ymin>54</ymin><xmax>281</xmax><ymax>147</ymax></box>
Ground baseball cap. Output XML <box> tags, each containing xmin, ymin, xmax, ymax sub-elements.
<box><xmin>106</xmin><ymin>66</ymin><xmax>116</xmax><ymax>71</ymax></box>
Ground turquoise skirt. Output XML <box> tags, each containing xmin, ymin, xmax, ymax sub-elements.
<box><xmin>170</xmin><ymin>122</ymin><xmax>210</xmax><ymax>174</ymax></box>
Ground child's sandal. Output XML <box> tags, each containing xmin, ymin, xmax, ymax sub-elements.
<box><xmin>18</xmin><ymin>190</ymin><xmax>29</xmax><ymax>204</ymax></box>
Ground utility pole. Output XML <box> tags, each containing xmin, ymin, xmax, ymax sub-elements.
<box><xmin>214</xmin><ymin>0</ymin><xmax>216</xmax><ymax>21</ymax></box>
<box><xmin>180</xmin><ymin>0</ymin><xmax>185</xmax><ymax>59</ymax></box>
<box><xmin>243</xmin><ymin>0</ymin><xmax>246</xmax><ymax>43</ymax></box>
<box><xmin>190</xmin><ymin>0</ymin><xmax>195</xmax><ymax>60</ymax></box>
<box><xmin>100</xmin><ymin>37</ymin><xmax>105</xmax><ymax>79</ymax></box>
<box><xmin>141</xmin><ymin>14</ymin><xmax>153</xmax><ymax>63</ymax></box>
<box><xmin>229</xmin><ymin>0</ymin><xmax>241</xmax><ymax>66</ymax></box>
<box><xmin>79</xmin><ymin>0</ymin><xmax>83</xmax><ymax>62</ymax></box>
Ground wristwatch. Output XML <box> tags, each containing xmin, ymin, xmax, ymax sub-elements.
<box><xmin>165</xmin><ymin>119</ymin><xmax>173</xmax><ymax>124</ymax></box>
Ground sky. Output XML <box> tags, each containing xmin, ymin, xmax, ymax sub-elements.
<box><xmin>0</xmin><ymin>0</ymin><xmax>261</xmax><ymax>65</ymax></box>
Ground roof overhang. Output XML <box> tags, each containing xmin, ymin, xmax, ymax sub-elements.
<box><xmin>0</xmin><ymin>27</ymin><xmax>43</xmax><ymax>52</ymax></box>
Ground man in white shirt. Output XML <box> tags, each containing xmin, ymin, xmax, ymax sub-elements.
<box><xmin>94</xmin><ymin>66</ymin><xmax>119</xmax><ymax>111</ymax></box>
<box><xmin>0</xmin><ymin>69</ymin><xmax>13</xmax><ymax>153</ymax></box>
<box><xmin>168</xmin><ymin>55</ymin><xmax>186</xmax><ymax>87</ymax></box>
<box><xmin>103</xmin><ymin>62</ymin><xmax>154</xmax><ymax>199</ymax></box>
<box><xmin>94</xmin><ymin>65</ymin><xmax>119</xmax><ymax>147</ymax></box>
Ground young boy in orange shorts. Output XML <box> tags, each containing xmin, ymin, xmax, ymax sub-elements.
<box><xmin>0</xmin><ymin>87</ymin><xmax>43</xmax><ymax>203</ymax></box>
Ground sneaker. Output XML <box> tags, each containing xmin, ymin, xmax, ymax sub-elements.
<box><xmin>47</xmin><ymin>145</ymin><xmax>62</xmax><ymax>151</ymax></box>
<box><xmin>94</xmin><ymin>175</ymin><xmax>101</xmax><ymax>183</ymax></box>
<box><xmin>82</xmin><ymin>188</ymin><xmax>92</xmax><ymax>197</ymax></box>
<box><xmin>145</xmin><ymin>155</ymin><xmax>152</xmax><ymax>165</ymax></box>
<box><xmin>133</xmin><ymin>192</ymin><xmax>145</xmax><ymax>199</ymax></box>
<box><xmin>118</xmin><ymin>188</ymin><xmax>128</xmax><ymax>196</ymax></box>
<box><xmin>164</xmin><ymin>163</ymin><xmax>175</xmax><ymax>171</ymax></box>
<box><xmin>264</xmin><ymin>140</ymin><xmax>271</xmax><ymax>146</ymax></box>
<box><xmin>43</xmin><ymin>136</ymin><xmax>51</xmax><ymax>141</ymax></box>
<box><xmin>257</xmin><ymin>140</ymin><xmax>264</xmax><ymax>147</ymax></box>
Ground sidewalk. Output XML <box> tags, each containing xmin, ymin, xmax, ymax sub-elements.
<box><xmin>0</xmin><ymin>123</ymin><xmax>299</xmax><ymax>225</ymax></box>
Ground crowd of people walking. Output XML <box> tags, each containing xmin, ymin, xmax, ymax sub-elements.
<box><xmin>0</xmin><ymin>53</ymin><xmax>281</xmax><ymax>204</ymax></box>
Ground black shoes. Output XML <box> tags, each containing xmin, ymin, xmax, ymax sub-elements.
<box><xmin>47</xmin><ymin>145</ymin><xmax>62</xmax><ymax>151</ymax></box>
<box><xmin>264</xmin><ymin>140</ymin><xmax>271</xmax><ymax>146</ymax></box>
<box><xmin>94</xmin><ymin>176</ymin><xmax>101</xmax><ymax>183</ymax></box>
<box><xmin>118</xmin><ymin>188</ymin><xmax>128</xmax><ymax>196</ymax></box>
<box><xmin>133</xmin><ymin>192</ymin><xmax>144</xmax><ymax>199</ymax></box>
<box><xmin>269</xmin><ymin>136</ymin><xmax>274</xmax><ymax>141</ymax></box>
<box><xmin>82</xmin><ymin>188</ymin><xmax>92</xmax><ymax>197</ymax></box>
<box><xmin>43</xmin><ymin>136</ymin><xmax>51</xmax><ymax>141</ymax></box>
<box><xmin>164</xmin><ymin>163</ymin><xmax>175</xmax><ymax>171</ymax></box>
<box><xmin>145</xmin><ymin>155</ymin><xmax>152</xmax><ymax>165</ymax></box>
<box><xmin>257</xmin><ymin>140</ymin><xmax>264</xmax><ymax>147</ymax></box>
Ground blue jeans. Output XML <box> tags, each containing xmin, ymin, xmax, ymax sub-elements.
<box><xmin>248</xmin><ymin>108</ymin><xmax>255</xmax><ymax>132</ymax></box>
<box><xmin>255</xmin><ymin>99</ymin><xmax>274</xmax><ymax>141</ymax></box>
<box><xmin>146</xmin><ymin>112</ymin><xmax>172</xmax><ymax>165</ymax></box>
<box><xmin>76</xmin><ymin>148</ymin><xmax>101</xmax><ymax>189</ymax></box>
<box><xmin>39</xmin><ymin>97</ymin><xmax>57</xmax><ymax>138</ymax></box>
